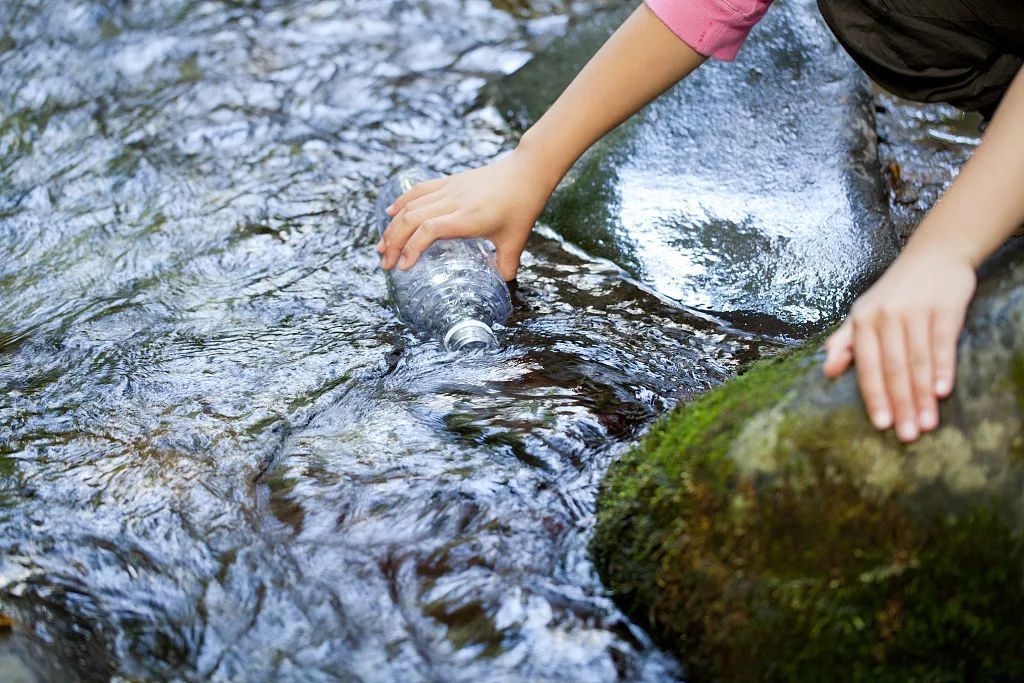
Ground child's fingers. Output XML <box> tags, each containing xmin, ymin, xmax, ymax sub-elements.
<box><xmin>386</xmin><ymin>178</ymin><xmax>445</xmax><ymax>216</ymax></box>
<box><xmin>823</xmin><ymin>322</ymin><xmax>853</xmax><ymax>377</ymax></box>
<box><xmin>380</xmin><ymin>198</ymin><xmax>451</xmax><ymax>269</ymax></box>
<box><xmin>906</xmin><ymin>313</ymin><xmax>937</xmax><ymax>431</ymax></box>
<box><xmin>879</xmin><ymin>316</ymin><xmax>917</xmax><ymax>442</ymax></box>
<box><xmin>381</xmin><ymin>191</ymin><xmax>443</xmax><ymax>249</ymax></box>
<box><xmin>931</xmin><ymin>312</ymin><xmax>960</xmax><ymax>398</ymax></box>
<box><xmin>398</xmin><ymin>213</ymin><xmax>470</xmax><ymax>270</ymax></box>
<box><xmin>853</xmin><ymin>319</ymin><xmax>892</xmax><ymax>431</ymax></box>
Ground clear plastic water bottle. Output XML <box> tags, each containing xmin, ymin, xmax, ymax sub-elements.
<box><xmin>375</xmin><ymin>167</ymin><xmax>512</xmax><ymax>351</ymax></box>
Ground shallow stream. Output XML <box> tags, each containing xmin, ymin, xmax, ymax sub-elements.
<box><xmin>0</xmin><ymin>0</ymin><xmax>979</xmax><ymax>679</ymax></box>
<box><xmin>0</xmin><ymin>1</ymin><xmax>789</xmax><ymax>680</ymax></box>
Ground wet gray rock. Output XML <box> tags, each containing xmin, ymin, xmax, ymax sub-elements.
<box><xmin>873</xmin><ymin>91</ymin><xmax>985</xmax><ymax>240</ymax></box>
<box><xmin>592</xmin><ymin>250</ymin><xmax>1024</xmax><ymax>680</ymax></box>
<box><xmin>489</xmin><ymin>0</ymin><xmax>897</xmax><ymax>333</ymax></box>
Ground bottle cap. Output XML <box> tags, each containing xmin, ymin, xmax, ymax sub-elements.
<box><xmin>443</xmin><ymin>319</ymin><xmax>497</xmax><ymax>351</ymax></box>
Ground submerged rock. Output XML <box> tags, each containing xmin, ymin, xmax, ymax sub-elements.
<box><xmin>490</xmin><ymin>0</ymin><xmax>897</xmax><ymax>332</ymax></box>
<box><xmin>592</xmin><ymin>253</ymin><xmax>1024</xmax><ymax>681</ymax></box>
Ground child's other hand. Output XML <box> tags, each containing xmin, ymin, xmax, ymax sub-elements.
<box><xmin>823</xmin><ymin>246</ymin><xmax>976</xmax><ymax>442</ymax></box>
<box><xmin>376</xmin><ymin>148</ymin><xmax>556</xmax><ymax>282</ymax></box>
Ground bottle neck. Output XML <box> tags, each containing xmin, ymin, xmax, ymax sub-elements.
<box><xmin>443</xmin><ymin>319</ymin><xmax>497</xmax><ymax>351</ymax></box>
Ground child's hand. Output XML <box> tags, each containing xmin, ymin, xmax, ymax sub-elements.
<box><xmin>376</xmin><ymin>148</ymin><xmax>557</xmax><ymax>282</ymax></box>
<box><xmin>822</xmin><ymin>68</ymin><xmax>1024</xmax><ymax>442</ymax></box>
<box><xmin>376</xmin><ymin>3</ymin><xmax>709</xmax><ymax>283</ymax></box>
<box><xmin>823</xmin><ymin>246</ymin><xmax>976</xmax><ymax>442</ymax></box>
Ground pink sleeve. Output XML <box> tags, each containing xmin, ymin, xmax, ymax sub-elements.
<box><xmin>644</xmin><ymin>0</ymin><xmax>774</xmax><ymax>61</ymax></box>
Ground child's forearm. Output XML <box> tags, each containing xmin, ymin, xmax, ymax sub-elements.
<box><xmin>904</xmin><ymin>67</ymin><xmax>1024</xmax><ymax>268</ymax></box>
<box><xmin>377</xmin><ymin>4</ymin><xmax>704</xmax><ymax>279</ymax></box>
<box><xmin>516</xmin><ymin>3</ymin><xmax>706</xmax><ymax>191</ymax></box>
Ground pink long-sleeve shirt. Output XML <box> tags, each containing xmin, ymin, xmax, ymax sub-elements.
<box><xmin>644</xmin><ymin>0</ymin><xmax>775</xmax><ymax>61</ymax></box>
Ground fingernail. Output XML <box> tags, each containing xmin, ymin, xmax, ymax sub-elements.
<box><xmin>919</xmin><ymin>409</ymin><xmax>937</xmax><ymax>430</ymax></box>
<box><xmin>398</xmin><ymin>254</ymin><xmax>408</xmax><ymax>269</ymax></box>
<box><xmin>386</xmin><ymin>204</ymin><xmax>395</xmax><ymax>215</ymax></box>
<box><xmin>897</xmin><ymin>420</ymin><xmax>918</xmax><ymax>442</ymax></box>
<box><xmin>375</xmin><ymin>239</ymin><xmax>384</xmax><ymax>253</ymax></box>
<box><xmin>934</xmin><ymin>379</ymin><xmax>950</xmax><ymax>395</ymax></box>
<box><xmin>871</xmin><ymin>410</ymin><xmax>892</xmax><ymax>430</ymax></box>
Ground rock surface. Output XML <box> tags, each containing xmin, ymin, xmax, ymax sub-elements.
<box><xmin>873</xmin><ymin>91</ymin><xmax>985</xmax><ymax>240</ymax></box>
<box><xmin>489</xmin><ymin>0</ymin><xmax>897</xmax><ymax>333</ymax></box>
<box><xmin>592</xmin><ymin>252</ymin><xmax>1024</xmax><ymax>681</ymax></box>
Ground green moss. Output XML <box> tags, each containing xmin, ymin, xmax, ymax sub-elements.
<box><xmin>593</xmin><ymin>345</ymin><xmax>816</xmax><ymax>672</ymax></box>
<box><xmin>594</xmin><ymin>342</ymin><xmax>1024</xmax><ymax>682</ymax></box>
<box><xmin>1006</xmin><ymin>352</ymin><xmax>1024</xmax><ymax>465</ymax></box>
<box><xmin>1010</xmin><ymin>351</ymin><xmax>1024</xmax><ymax>416</ymax></box>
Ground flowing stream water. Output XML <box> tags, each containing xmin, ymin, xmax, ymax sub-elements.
<box><xmin>1</xmin><ymin>0</ymin><xmax>812</xmax><ymax>680</ymax></box>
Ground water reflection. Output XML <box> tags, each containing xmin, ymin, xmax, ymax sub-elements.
<box><xmin>0</xmin><ymin>0</ymin><xmax>783</xmax><ymax>679</ymax></box>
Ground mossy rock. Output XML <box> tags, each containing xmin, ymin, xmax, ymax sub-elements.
<box><xmin>488</xmin><ymin>0</ymin><xmax>896</xmax><ymax>333</ymax></box>
<box><xmin>593</xmin><ymin>254</ymin><xmax>1024</xmax><ymax>682</ymax></box>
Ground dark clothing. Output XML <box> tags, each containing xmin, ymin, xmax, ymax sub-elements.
<box><xmin>817</xmin><ymin>0</ymin><xmax>1024</xmax><ymax>117</ymax></box>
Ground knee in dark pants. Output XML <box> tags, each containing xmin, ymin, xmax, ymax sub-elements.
<box><xmin>816</xmin><ymin>0</ymin><xmax>1024</xmax><ymax>117</ymax></box>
